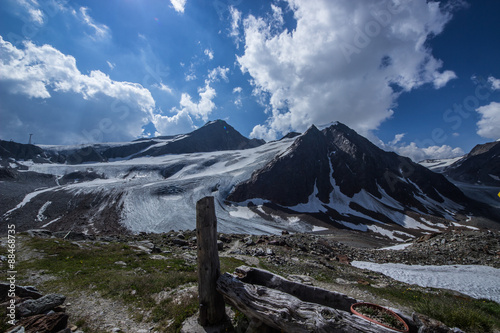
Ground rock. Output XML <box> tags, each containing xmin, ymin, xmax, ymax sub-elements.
<box><xmin>265</xmin><ymin>248</ymin><xmax>274</xmax><ymax>256</ymax></box>
<box><xmin>16</xmin><ymin>294</ymin><xmax>66</xmax><ymax>317</ymax></box>
<box><xmin>253</xmin><ymin>248</ymin><xmax>265</xmax><ymax>257</ymax></box>
<box><xmin>6</xmin><ymin>326</ymin><xmax>25</xmax><ymax>333</ymax></box>
<box><xmin>173</xmin><ymin>238</ymin><xmax>188</xmax><ymax>246</ymax></box>
<box><xmin>177</xmin><ymin>233</ymin><xmax>185</xmax><ymax>239</ymax></box>
<box><xmin>19</xmin><ymin>312</ymin><xmax>68</xmax><ymax>333</ymax></box>
<box><xmin>55</xmin><ymin>329</ymin><xmax>72</xmax><ymax>333</ymax></box>
<box><xmin>335</xmin><ymin>254</ymin><xmax>350</xmax><ymax>265</ymax></box>
<box><xmin>244</xmin><ymin>238</ymin><xmax>255</xmax><ymax>246</ymax></box>
<box><xmin>0</xmin><ymin>284</ymin><xmax>43</xmax><ymax>300</ymax></box>
<box><xmin>114</xmin><ymin>261</ymin><xmax>127</xmax><ymax>266</ymax></box>
<box><xmin>26</xmin><ymin>229</ymin><xmax>53</xmax><ymax>238</ymax></box>
<box><xmin>217</xmin><ymin>240</ymin><xmax>224</xmax><ymax>251</ymax></box>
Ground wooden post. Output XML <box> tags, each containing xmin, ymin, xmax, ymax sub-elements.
<box><xmin>196</xmin><ymin>196</ymin><xmax>226</xmax><ymax>326</ymax></box>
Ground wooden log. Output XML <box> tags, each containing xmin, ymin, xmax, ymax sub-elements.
<box><xmin>234</xmin><ymin>266</ymin><xmax>357</xmax><ymax>312</ymax></box>
<box><xmin>196</xmin><ymin>196</ymin><xmax>226</xmax><ymax>326</ymax></box>
<box><xmin>217</xmin><ymin>272</ymin><xmax>391</xmax><ymax>333</ymax></box>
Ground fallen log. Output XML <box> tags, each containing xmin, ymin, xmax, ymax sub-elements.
<box><xmin>233</xmin><ymin>266</ymin><xmax>357</xmax><ymax>312</ymax></box>
<box><xmin>216</xmin><ymin>271</ymin><xmax>391</xmax><ymax>333</ymax></box>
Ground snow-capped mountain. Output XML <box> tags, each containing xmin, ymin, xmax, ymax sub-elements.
<box><xmin>420</xmin><ymin>140</ymin><xmax>500</xmax><ymax>211</ymax></box>
<box><xmin>0</xmin><ymin>120</ymin><xmax>493</xmax><ymax>241</ymax></box>
<box><xmin>444</xmin><ymin>141</ymin><xmax>500</xmax><ymax>186</ymax></box>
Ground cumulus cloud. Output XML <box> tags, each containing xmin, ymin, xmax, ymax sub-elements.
<box><xmin>374</xmin><ymin>133</ymin><xmax>464</xmax><ymax>162</ymax></box>
<box><xmin>152</xmin><ymin>109</ymin><xmax>195</xmax><ymax>135</ymax></box>
<box><xmin>390</xmin><ymin>133</ymin><xmax>406</xmax><ymax>145</ymax></box>
<box><xmin>238</xmin><ymin>0</ymin><xmax>459</xmax><ymax>140</ymax></box>
<box><xmin>476</xmin><ymin>102</ymin><xmax>500</xmax><ymax>140</ymax></box>
<box><xmin>488</xmin><ymin>76</ymin><xmax>500</xmax><ymax>90</ymax></box>
<box><xmin>0</xmin><ymin>35</ymin><xmax>155</xmax><ymax>143</ymax></box>
<box><xmin>394</xmin><ymin>142</ymin><xmax>464</xmax><ymax>162</ymax></box>
<box><xmin>170</xmin><ymin>0</ymin><xmax>186</xmax><ymax>13</ymax></box>
<box><xmin>153</xmin><ymin>81</ymin><xmax>217</xmax><ymax>135</ymax></box>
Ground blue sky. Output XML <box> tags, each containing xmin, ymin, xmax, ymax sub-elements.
<box><xmin>0</xmin><ymin>0</ymin><xmax>499</xmax><ymax>161</ymax></box>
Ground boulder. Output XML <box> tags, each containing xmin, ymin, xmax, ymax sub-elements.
<box><xmin>16</xmin><ymin>294</ymin><xmax>66</xmax><ymax>317</ymax></box>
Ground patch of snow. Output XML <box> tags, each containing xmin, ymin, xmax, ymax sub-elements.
<box><xmin>367</xmin><ymin>225</ymin><xmax>404</xmax><ymax>241</ymax></box>
<box><xmin>36</xmin><ymin>201</ymin><xmax>52</xmax><ymax>222</ymax></box>
<box><xmin>451</xmin><ymin>222</ymin><xmax>479</xmax><ymax>230</ymax></box>
<box><xmin>351</xmin><ymin>261</ymin><xmax>500</xmax><ymax>303</ymax></box>
<box><xmin>377</xmin><ymin>243</ymin><xmax>413</xmax><ymax>251</ymax></box>
<box><xmin>419</xmin><ymin>156</ymin><xmax>463</xmax><ymax>172</ymax></box>
<box><xmin>229</xmin><ymin>206</ymin><xmax>257</xmax><ymax>219</ymax></box>
<box><xmin>3</xmin><ymin>188</ymin><xmax>56</xmax><ymax>217</ymax></box>
<box><xmin>402</xmin><ymin>216</ymin><xmax>441</xmax><ymax>232</ymax></box>
<box><xmin>489</xmin><ymin>174</ymin><xmax>500</xmax><ymax>181</ymax></box>
<box><xmin>312</xmin><ymin>226</ymin><xmax>329</xmax><ymax>232</ymax></box>
<box><xmin>41</xmin><ymin>217</ymin><xmax>61</xmax><ymax>228</ymax></box>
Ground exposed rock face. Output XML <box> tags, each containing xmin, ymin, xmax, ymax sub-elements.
<box><xmin>444</xmin><ymin>141</ymin><xmax>500</xmax><ymax>186</ymax></box>
<box><xmin>228</xmin><ymin>126</ymin><xmax>332</xmax><ymax>206</ymax></box>
<box><xmin>228</xmin><ymin>122</ymin><xmax>469</xmax><ymax>223</ymax></box>
<box><xmin>0</xmin><ymin>140</ymin><xmax>48</xmax><ymax>162</ymax></box>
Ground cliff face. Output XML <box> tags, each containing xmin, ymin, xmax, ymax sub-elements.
<box><xmin>228</xmin><ymin>122</ymin><xmax>468</xmax><ymax>221</ymax></box>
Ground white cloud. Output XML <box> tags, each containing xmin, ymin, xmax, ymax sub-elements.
<box><xmin>107</xmin><ymin>61</ymin><xmax>115</xmax><ymax>70</ymax></box>
<box><xmin>208</xmin><ymin>66</ymin><xmax>229</xmax><ymax>82</ymax></box>
<box><xmin>78</xmin><ymin>7</ymin><xmax>111</xmax><ymax>40</ymax></box>
<box><xmin>153</xmin><ymin>82</ymin><xmax>173</xmax><ymax>94</ymax></box>
<box><xmin>204</xmin><ymin>48</ymin><xmax>214</xmax><ymax>60</ymax></box>
<box><xmin>178</xmin><ymin>82</ymin><xmax>216</xmax><ymax>121</ymax></box>
<box><xmin>394</xmin><ymin>142</ymin><xmax>464</xmax><ymax>162</ymax></box>
<box><xmin>152</xmin><ymin>109</ymin><xmax>195</xmax><ymax>135</ymax></box>
<box><xmin>238</xmin><ymin>0</ymin><xmax>459</xmax><ymax>140</ymax></box>
<box><xmin>232</xmin><ymin>86</ymin><xmax>243</xmax><ymax>107</ymax></box>
<box><xmin>170</xmin><ymin>0</ymin><xmax>187</xmax><ymax>13</ymax></box>
<box><xmin>228</xmin><ymin>6</ymin><xmax>242</xmax><ymax>46</ymax></box>
<box><xmin>16</xmin><ymin>0</ymin><xmax>44</xmax><ymax>24</ymax></box>
<box><xmin>433</xmin><ymin>70</ymin><xmax>457</xmax><ymax>89</ymax></box>
<box><xmin>0</xmin><ymin>35</ymin><xmax>155</xmax><ymax>143</ymax></box>
<box><xmin>488</xmin><ymin>76</ymin><xmax>500</xmax><ymax>90</ymax></box>
<box><xmin>476</xmin><ymin>102</ymin><xmax>500</xmax><ymax>140</ymax></box>
<box><xmin>389</xmin><ymin>133</ymin><xmax>405</xmax><ymax>145</ymax></box>
<box><xmin>152</xmin><ymin>81</ymin><xmax>217</xmax><ymax>135</ymax></box>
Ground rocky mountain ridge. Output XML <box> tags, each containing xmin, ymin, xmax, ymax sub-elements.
<box><xmin>1</xmin><ymin>120</ymin><xmax>497</xmax><ymax>243</ymax></box>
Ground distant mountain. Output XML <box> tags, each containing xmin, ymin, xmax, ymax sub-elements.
<box><xmin>1</xmin><ymin>120</ymin><xmax>264</xmax><ymax>164</ymax></box>
<box><xmin>1</xmin><ymin>121</ymin><xmax>496</xmax><ymax>240</ymax></box>
<box><xmin>228</xmin><ymin>123</ymin><xmax>472</xmax><ymax>230</ymax></box>
<box><xmin>444</xmin><ymin>141</ymin><xmax>500</xmax><ymax>186</ymax></box>
<box><xmin>0</xmin><ymin>140</ymin><xmax>47</xmax><ymax>162</ymax></box>
<box><xmin>133</xmin><ymin>120</ymin><xmax>265</xmax><ymax>157</ymax></box>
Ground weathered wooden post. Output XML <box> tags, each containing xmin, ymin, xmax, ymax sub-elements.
<box><xmin>196</xmin><ymin>196</ymin><xmax>226</xmax><ymax>326</ymax></box>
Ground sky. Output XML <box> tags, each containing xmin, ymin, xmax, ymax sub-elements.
<box><xmin>0</xmin><ymin>0</ymin><xmax>499</xmax><ymax>161</ymax></box>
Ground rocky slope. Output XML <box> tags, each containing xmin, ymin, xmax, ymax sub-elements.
<box><xmin>228</xmin><ymin>123</ymin><xmax>475</xmax><ymax>231</ymax></box>
<box><xmin>1</xmin><ymin>121</ymin><xmax>497</xmax><ymax>242</ymax></box>
<box><xmin>444</xmin><ymin>141</ymin><xmax>500</xmax><ymax>186</ymax></box>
